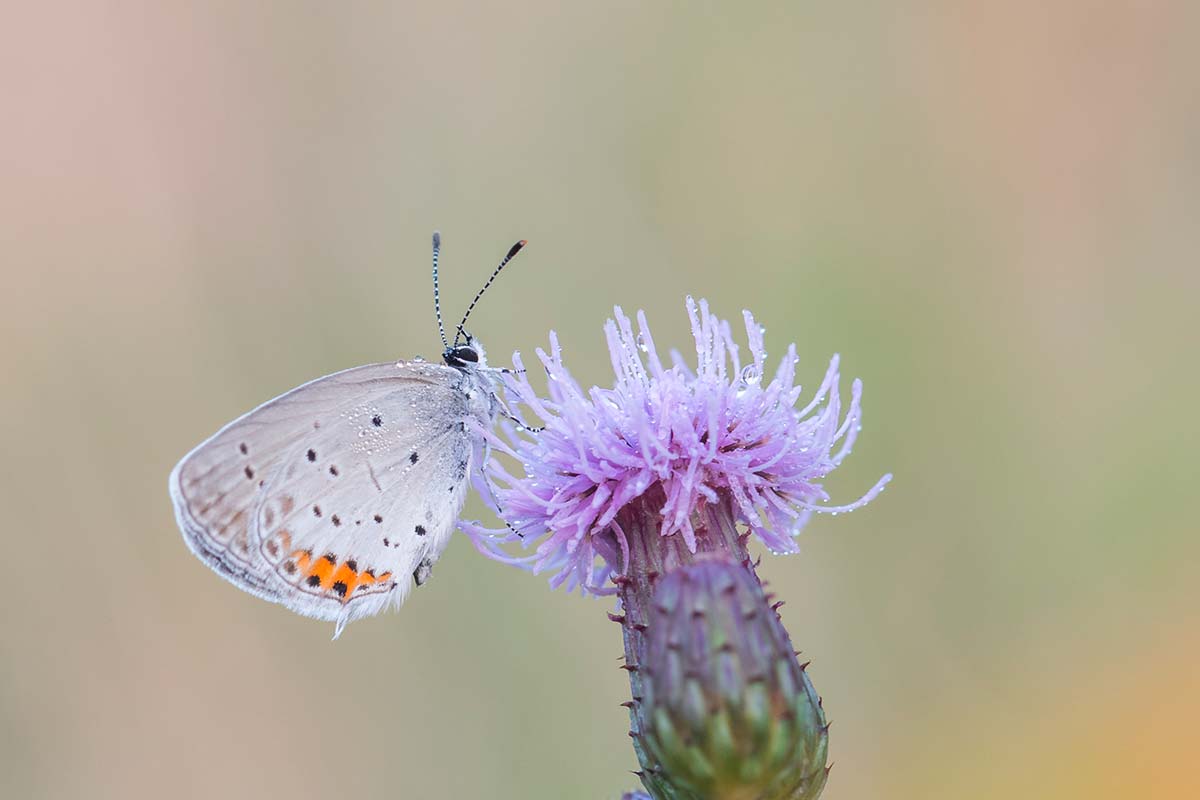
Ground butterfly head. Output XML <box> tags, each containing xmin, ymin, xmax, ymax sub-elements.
<box><xmin>431</xmin><ymin>232</ymin><xmax>524</xmax><ymax>373</ymax></box>
<box><xmin>444</xmin><ymin>337</ymin><xmax>486</xmax><ymax>370</ymax></box>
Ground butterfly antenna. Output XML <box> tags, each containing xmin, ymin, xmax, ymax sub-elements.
<box><xmin>454</xmin><ymin>239</ymin><xmax>527</xmax><ymax>345</ymax></box>
<box><xmin>431</xmin><ymin>231</ymin><xmax>448</xmax><ymax>348</ymax></box>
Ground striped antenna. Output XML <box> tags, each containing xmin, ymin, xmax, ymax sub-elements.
<box><xmin>454</xmin><ymin>239</ymin><xmax>527</xmax><ymax>345</ymax></box>
<box><xmin>431</xmin><ymin>231</ymin><xmax>448</xmax><ymax>348</ymax></box>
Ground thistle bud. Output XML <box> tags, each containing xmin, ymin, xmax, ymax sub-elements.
<box><xmin>622</xmin><ymin>559</ymin><xmax>828</xmax><ymax>799</ymax></box>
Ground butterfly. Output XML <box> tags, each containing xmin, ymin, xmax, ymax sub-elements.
<box><xmin>168</xmin><ymin>232</ymin><xmax>527</xmax><ymax>637</ymax></box>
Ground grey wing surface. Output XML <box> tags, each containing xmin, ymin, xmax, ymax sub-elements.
<box><xmin>169</xmin><ymin>361</ymin><xmax>474</xmax><ymax>624</ymax></box>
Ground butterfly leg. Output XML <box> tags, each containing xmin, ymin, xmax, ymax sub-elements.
<box><xmin>481</xmin><ymin>365</ymin><xmax>544</xmax><ymax>432</ymax></box>
<box><xmin>494</xmin><ymin>393</ymin><xmax>545</xmax><ymax>433</ymax></box>
<box><xmin>476</xmin><ymin>439</ymin><xmax>525</xmax><ymax>539</ymax></box>
<box><xmin>505</xmin><ymin>411</ymin><xmax>544</xmax><ymax>433</ymax></box>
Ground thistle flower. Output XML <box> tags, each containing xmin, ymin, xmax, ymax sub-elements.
<box><xmin>463</xmin><ymin>298</ymin><xmax>890</xmax><ymax>798</ymax></box>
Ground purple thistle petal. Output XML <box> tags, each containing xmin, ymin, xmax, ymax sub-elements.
<box><xmin>471</xmin><ymin>298</ymin><xmax>891</xmax><ymax>592</ymax></box>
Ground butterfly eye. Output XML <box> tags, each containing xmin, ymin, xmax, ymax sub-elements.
<box><xmin>444</xmin><ymin>345</ymin><xmax>479</xmax><ymax>367</ymax></box>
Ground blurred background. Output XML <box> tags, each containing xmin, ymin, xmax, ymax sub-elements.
<box><xmin>2</xmin><ymin>2</ymin><xmax>1197</xmax><ymax>798</ymax></box>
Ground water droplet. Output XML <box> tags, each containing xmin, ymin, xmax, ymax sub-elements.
<box><xmin>636</xmin><ymin>333</ymin><xmax>649</xmax><ymax>353</ymax></box>
<box><xmin>413</xmin><ymin>355</ymin><xmax>426</xmax><ymax>362</ymax></box>
<box><xmin>739</xmin><ymin>365</ymin><xmax>762</xmax><ymax>386</ymax></box>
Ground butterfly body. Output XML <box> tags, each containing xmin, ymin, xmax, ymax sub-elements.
<box><xmin>169</xmin><ymin>342</ymin><xmax>501</xmax><ymax>637</ymax></box>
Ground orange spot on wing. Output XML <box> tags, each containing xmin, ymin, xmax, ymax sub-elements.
<box><xmin>293</xmin><ymin>549</ymin><xmax>312</xmax><ymax>572</ymax></box>
<box><xmin>332</xmin><ymin>562</ymin><xmax>359</xmax><ymax>602</ymax></box>
<box><xmin>306</xmin><ymin>556</ymin><xmax>335</xmax><ymax>588</ymax></box>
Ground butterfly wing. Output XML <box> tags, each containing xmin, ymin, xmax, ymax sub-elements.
<box><xmin>169</xmin><ymin>360</ymin><xmax>484</xmax><ymax>633</ymax></box>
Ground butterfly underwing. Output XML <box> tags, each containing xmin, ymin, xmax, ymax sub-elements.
<box><xmin>168</xmin><ymin>234</ymin><xmax>524</xmax><ymax>637</ymax></box>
